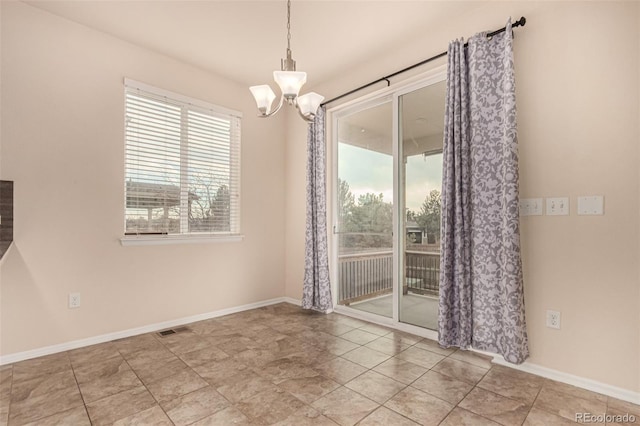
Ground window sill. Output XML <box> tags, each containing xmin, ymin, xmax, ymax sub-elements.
<box><xmin>120</xmin><ymin>234</ymin><xmax>244</xmax><ymax>246</ymax></box>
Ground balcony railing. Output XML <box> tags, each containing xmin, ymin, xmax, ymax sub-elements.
<box><xmin>338</xmin><ymin>250</ymin><xmax>440</xmax><ymax>305</ymax></box>
<box><xmin>404</xmin><ymin>250</ymin><xmax>440</xmax><ymax>296</ymax></box>
<box><xmin>338</xmin><ymin>251</ymin><xmax>393</xmax><ymax>304</ymax></box>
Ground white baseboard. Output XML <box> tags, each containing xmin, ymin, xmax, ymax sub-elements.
<box><xmin>282</xmin><ymin>297</ymin><xmax>301</xmax><ymax>306</ymax></box>
<box><xmin>489</xmin><ymin>355</ymin><xmax>640</xmax><ymax>405</ymax></box>
<box><xmin>0</xmin><ymin>297</ymin><xmax>288</xmax><ymax>366</ymax></box>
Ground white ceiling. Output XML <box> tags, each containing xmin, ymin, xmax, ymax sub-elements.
<box><xmin>338</xmin><ymin>79</ymin><xmax>446</xmax><ymax>156</ymax></box>
<box><xmin>24</xmin><ymin>0</ymin><xmax>479</xmax><ymax>88</ymax></box>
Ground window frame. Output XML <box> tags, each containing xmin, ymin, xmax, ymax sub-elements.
<box><xmin>120</xmin><ymin>79</ymin><xmax>243</xmax><ymax>246</ymax></box>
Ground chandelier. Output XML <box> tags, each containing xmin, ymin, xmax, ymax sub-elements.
<box><xmin>249</xmin><ymin>0</ymin><xmax>324</xmax><ymax>123</ymax></box>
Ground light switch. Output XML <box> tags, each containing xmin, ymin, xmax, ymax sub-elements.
<box><xmin>520</xmin><ymin>198</ymin><xmax>543</xmax><ymax>216</ymax></box>
<box><xmin>577</xmin><ymin>196</ymin><xmax>604</xmax><ymax>215</ymax></box>
<box><xmin>546</xmin><ymin>197</ymin><xmax>569</xmax><ymax>216</ymax></box>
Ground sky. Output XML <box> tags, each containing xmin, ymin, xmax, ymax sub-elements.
<box><xmin>338</xmin><ymin>143</ymin><xmax>442</xmax><ymax>212</ymax></box>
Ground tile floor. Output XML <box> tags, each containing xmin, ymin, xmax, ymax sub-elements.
<box><xmin>0</xmin><ymin>303</ymin><xmax>638</xmax><ymax>425</ymax></box>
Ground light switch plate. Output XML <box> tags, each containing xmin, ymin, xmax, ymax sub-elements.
<box><xmin>577</xmin><ymin>196</ymin><xmax>604</xmax><ymax>215</ymax></box>
<box><xmin>69</xmin><ymin>293</ymin><xmax>81</xmax><ymax>309</ymax></box>
<box><xmin>520</xmin><ymin>198</ymin><xmax>543</xmax><ymax>216</ymax></box>
<box><xmin>546</xmin><ymin>197</ymin><xmax>569</xmax><ymax>216</ymax></box>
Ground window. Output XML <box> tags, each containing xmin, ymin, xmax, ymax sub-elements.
<box><xmin>123</xmin><ymin>79</ymin><xmax>241</xmax><ymax>243</ymax></box>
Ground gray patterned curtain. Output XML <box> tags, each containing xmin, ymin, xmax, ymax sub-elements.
<box><xmin>302</xmin><ymin>107</ymin><xmax>333</xmax><ymax>312</ymax></box>
<box><xmin>438</xmin><ymin>20</ymin><xmax>529</xmax><ymax>364</ymax></box>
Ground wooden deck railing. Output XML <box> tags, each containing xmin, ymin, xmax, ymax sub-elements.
<box><xmin>404</xmin><ymin>251</ymin><xmax>440</xmax><ymax>296</ymax></box>
<box><xmin>338</xmin><ymin>250</ymin><xmax>440</xmax><ymax>305</ymax></box>
<box><xmin>338</xmin><ymin>251</ymin><xmax>393</xmax><ymax>304</ymax></box>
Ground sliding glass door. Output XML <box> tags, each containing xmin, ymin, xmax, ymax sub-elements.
<box><xmin>398</xmin><ymin>83</ymin><xmax>445</xmax><ymax>330</ymax></box>
<box><xmin>334</xmin><ymin>75</ymin><xmax>445</xmax><ymax>332</ymax></box>
<box><xmin>335</xmin><ymin>99</ymin><xmax>393</xmax><ymax>318</ymax></box>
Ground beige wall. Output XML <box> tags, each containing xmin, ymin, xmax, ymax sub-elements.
<box><xmin>514</xmin><ymin>1</ymin><xmax>639</xmax><ymax>394</ymax></box>
<box><xmin>285</xmin><ymin>1</ymin><xmax>640</xmax><ymax>393</ymax></box>
<box><xmin>284</xmin><ymin>109</ymin><xmax>308</xmax><ymax>299</ymax></box>
<box><xmin>0</xmin><ymin>2</ymin><xmax>286</xmax><ymax>355</ymax></box>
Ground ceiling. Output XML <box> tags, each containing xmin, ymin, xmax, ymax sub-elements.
<box><xmin>23</xmin><ymin>0</ymin><xmax>480</xmax><ymax>88</ymax></box>
<box><xmin>338</xmin><ymin>80</ymin><xmax>446</xmax><ymax>156</ymax></box>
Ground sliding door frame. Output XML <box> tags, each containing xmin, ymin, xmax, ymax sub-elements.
<box><xmin>328</xmin><ymin>66</ymin><xmax>446</xmax><ymax>340</ymax></box>
<box><xmin>330</xmin><ymin>95</ymin><xmax>395</xmax><ymax>325</ymax></box>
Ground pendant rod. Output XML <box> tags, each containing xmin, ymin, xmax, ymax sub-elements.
<box><xmin>321</xmin><ymin>17</ymin><xmax>526</xmax><ymax>107</ymax></box>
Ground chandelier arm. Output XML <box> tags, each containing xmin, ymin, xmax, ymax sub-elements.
<box><xmin>257</xmin><ymin>94</ymin><xmax>285</xmax><ymax>118</ymax></box>
<box><xmin>294</xmin><ymin>100</ymin><xmax>315</xmax><ymax>123</ymax></box>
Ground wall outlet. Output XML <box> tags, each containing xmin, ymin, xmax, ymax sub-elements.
<box><xmin>68</xmin><ymin>292</ymin><xmax>81</xmax><ymax>309</ymax></box>
<box><xmin>546</xmin><ymin>310</ymin><xmax>561</xmax><ymax>329</ymax></box>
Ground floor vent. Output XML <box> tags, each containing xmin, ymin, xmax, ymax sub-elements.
<box><xmin>157</xmin><ymin>326</ymin><xmax>190</xmax><ymax>337</ymax></box>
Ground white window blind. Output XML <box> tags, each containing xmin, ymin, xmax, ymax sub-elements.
<box><xmin>124</xmin><ymin>79</ymin><xmax>241</xmax><ymax>238</ymax></box>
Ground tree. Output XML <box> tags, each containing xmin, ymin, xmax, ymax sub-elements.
<box><xmin>337</xmin><ymin>179</ymin><xmax>393</xmax><ymax>251</ymax></box>
<box><xmin>353</xmin><ymin>193</ymin><xmax>393</xmax><ymax>234</ymax></box>
<box><xmin>211</xmin><ymin>184</ymin><xmax>231</xmax><ymax>231</ymax></box>
<box><xmin>417</xmin><ymin>189</ymin><xmax>441</xmax><ymax>244</ymax></box>
<box><xmin>348</xmin><ymin>192</ymin><xmax>393</xmax><ymax>249</ymax></box>
<box><xmin>338</xmin><ymin>178</ymin><xmax>356</xmax><ymax>232</ymax></box>
<box><xmin>188</xmin><ymin>170</ymin><xmax>232</xmax><ymax>232</ymax></box>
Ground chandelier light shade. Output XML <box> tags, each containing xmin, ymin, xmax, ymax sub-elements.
<box><xmin>249</xmin><ymin>85</ymin><xmax>277</xmax><ymax>115</ymax></box>
<box><xmin>249</xmin><ymin>0</ymin><xmax>323</xmax><ymax>122</ymax></box>
<box><xmin>273</xmin><ymin>71</ymin><xmax>306</xmax><ymax>100</ymax></box>
<box><xmin>297</xmin><ymin>92</ymin><xmax>325</xmax><ymax>117</ymax></box>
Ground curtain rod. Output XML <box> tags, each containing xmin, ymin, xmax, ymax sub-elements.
<box><xmin>321</xmin><ymin>16</ymin><xmax>526</xmax><ymax>107</ymax></box>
